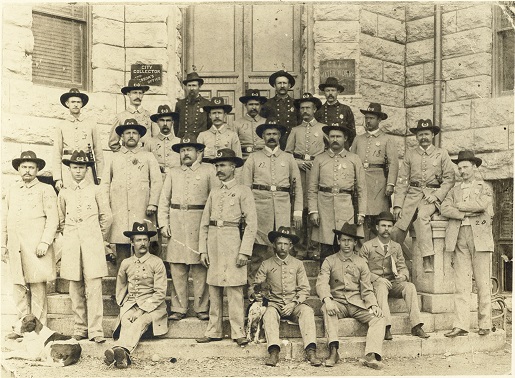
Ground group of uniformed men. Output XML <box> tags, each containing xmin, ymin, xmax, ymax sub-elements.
<box><xmin>2</xmin><ymin>69</ymin><xmax>494</xmax><ymax>370</ymax></box>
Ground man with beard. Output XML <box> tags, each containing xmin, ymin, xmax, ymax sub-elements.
<box><xmin>242</xmin><ymin>119</ymin><xmax>303</xmax><ymax>284</ymax></box>
<box><xmin>234</xmin><ymin>89</ymin><xmax>267</xmax><ymax>160</ymax></box>
<box><xmin>350</xmin><ymin>103</ymin><xmax>398</xmax><ymax>241</ymax></box>
<box><xmin>174</xmin><ymin>72</ymin><xmax>211</xmax><ymax>138</ymax></box>
<box><xmin>359</xmin><ymin>211</ymin><xmax>429</xmax><ymax>341</ymax></box>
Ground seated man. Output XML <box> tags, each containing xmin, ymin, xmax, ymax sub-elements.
<box><xmin>316</xmin><ymin>222</ymin><xmax>385</xmax><ymax>369</ymax></box>
<box><xmin>252</xmin><ymin>226</ymin><xmax>321</xmax><ymax>367</ymax></box>
<box><xmin>104</xmin><ymin>222</ymin><xmax>168</xmax><ymax>369</ymax></box>
<box><xmin>359</xmin><ymin>211</ymin><xmax>429</xmax><ymax>341</ymax></box>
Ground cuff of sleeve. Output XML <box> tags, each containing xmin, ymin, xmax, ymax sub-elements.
<box><xmin>387</xmin><ymin>183</ymin><xmax>395</xmax><ymax>187</ymax></box>
<box><xmin>358</xmin><ymin>213</ymin><xmax>365</xmax><ymax>217</ymax></box>
<box><xmin>308</xmin><ymin>211</ymin><xmax>318</xmax><ymax>215</ymax></box>
<box><xmin>293</xmin><ymin>210</ymin><xmax>303</xmax><ymax>217</ymax></box>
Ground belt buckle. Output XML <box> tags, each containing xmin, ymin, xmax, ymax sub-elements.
<box><xmin>331</xmin><ymin>187</ymin><xmax>339</xmax><ymax>194</ymax></box>
<box><xmin>363</xmin><ymin>162</ymin><xmax>369</xmax><ymax>169</ymax></box>
<box><xmin>180</xmin><ymin>204</ymin><xmax>188</xmax><ymax>211</ymax></box>
<box><xmin>246</xmin><ymin>147</ymin><xmax>253</xmax><ymax>152</ymax></box>
<box><xmin>304</xmin><ymin>154</ymin><xmax>311</xmax><ymax>161</ymax></box>
<box><xmin>216</xmin><ymin>220</ymin><xmax>224</xmax><ymax>227</ymax></box>
<box><xmin>270</xmin><ymin>185</ymin><xmax>277</xmax><ymax>192</ymax></box>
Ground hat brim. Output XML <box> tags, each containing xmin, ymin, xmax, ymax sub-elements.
<box><xmin>171</xmin><ymin>142</ymin><xmax>205</xmax><ymax>153</ymax></box>
<box><xmin>256</xmin><ymin>123</ymin><xmax>288</xmax><ymax>139</ymax></box>
<box><xmin>409</xmin><ymin>126</ymin><xmax>440</xmax><ymax>135</ymax></box>
<box><xmin>269</xmin><ymin>71</ymin><xmax>296</xmax><ymax>88</ymax></box>
<box><xmin>60</xmin><ymin>93</ymin><xmax>89</xmax><ymax>108</ymax></box>
<box><xmin>150</xmin><ymin>112</ymin><xmax>180</xmax><ymax>123</ymax></box>
<box><xmin>293</xmin><ymin>97</ymin><xmax>323</xmax><ymax>110</ymax></box>
<box><xmin>123</xmin><ymin>230</ymin><xmax>158</xmax><ymax>238</ymax></box>
<box><xmin>319</xmin><ymin>83</ymin><xmax>345</xmax><ymax>92</ymax></box>
<box><xmin>322</xmin><ymin>125</ymin><xmax>355</xmax><ymax>138</ymax></box>
<box><xmin>12</xmin><ymin>158</ymin><xmax>46</xmax><ymax>171</ymax></box>
<box><xmin>203</xmin><ymin>105</ymin><xmax>233</xmax><ymax>113</ymax></box>
<box><xmin>121</xmin><ymin>86</ymin><xmax>150</xmax><ymax>95</ymax></box>
<box><xmin>451</xmin><ymin>157</ymin><xmax>482</xmax><ymax>167</ymax></box>
<box><xmin>115</xmin><ymin>124</ymin><xmax>147</xmax><ymax>137</ymax></box>
<box><xmin>209</xmin><ymin>156</ymin><xmax>244</xmax><ymax>168</ymax></box>
<box><xmin>332</xmin><ymin>229</ymin><xmax>363</xmax><ymax>239</ymax></box>
<box><xmin>359</xmin><ymin>109</ymin><xmax>388</xmax><ymax>120</ymax></box>
<box><xmin>182</xmin><ymin>78</ymin><xmax>204</xmax><ymax>86</ymax></box>
<box><xmin>239</xmin><ymin>96</ymin><xmax>267</xmax><ymax>104</ymax></box>
<box><xmin>376</xmin><ymin>216</ymin><xmax>395</xmax><ymax>225</ymax></box>
<box><xmin>268</xmin><ymin>231</ymin><xmax>300</xmax><ymax>245</ymax></box>
<box><xmin>62</xmin><ymin>159</ymin><xmax>95</xmax><ymax>167</ymax></box>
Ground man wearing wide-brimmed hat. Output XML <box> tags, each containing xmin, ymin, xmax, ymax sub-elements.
<box><xmin>158</xmin><ymin>135</ymin><xmax>218</xmax><ymax>321</ymax></box>
<box><xmin>2</xmin><ymin>151</ymin><xmax>58</xmax><ymax>326</ymax></box>
<box><xmin>391</xmin><ymin>119</ymin><xmax>455</xmax><ymax>272</ymax></box>
<box><xmin>234</xmin><ymin>89</ymin><xmax>268</xmax><ymax>160</ymax></box>
<box><xmin>316</xmin><ymin>222</ymin><xmax>386</xmax><ymax>370</ymax></box>
<box><xmin>196</xmin><ymin>149</ymin><xmax>257</xmax><ymax>347</ymax></box>
<box><xmin>108</xmin><ymin>80</ymin><xmax>158</xmax><ymax>152</ymax></box>
<box><xmin>441</xmin><ymin>150</ymin><xmax>493</xmax><ymax>338</ymax></box>
<box><xmin>174</xmin><ymin>72</ymin><xmax>211</xmax><ymax>138</ymax></box>
<box><xmin>58</xmin><ymin>150</ymin><xmax>112</xmax><ymax>343</ymax></box>
<box><xmin>102</xmin><ymin>119</ymin><xmax>163</xmax><ymax>266</ymax></box>
<box><xmin>105</xmin><ymin>222</ymin><xmax>168</xmax><ymax>369</ymax></box>
<box><xmin>350</xmin><ymin>103</ymin><xmax>399</xmax><ymax>242</ymax></box>
<box><xmin>54</xmin><ymin>88</ymin><xmax>104</xmax><ymax>190</ymax></box>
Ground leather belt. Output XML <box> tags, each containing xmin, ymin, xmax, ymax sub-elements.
<box><xmin>242</xmin><ymin>146</ymin><xmax>257</xmax><ymax>153</ymax></box>
<box><xmin>318</xmin><ymin>186</ymin><xmax>353</xmax><ymax>194</ymax></box>
<box><xmin>363</xmin><ymin>163</ymin><xmax>385</xmax><ymax>169</ymax></box>
<box><xmin>202</xmin><ymin>158</ymin><xmax>212</xmax><ymax>163</ymax></box>
<box><xmin>63</xmin><ymin>149</ymin><xmax>74</xmax><ymax>155</ymax></box>
<box><xmin>209</xmin><ymin>220</ymin><xmax>239</xmax><ymax>227</ymax></box>
<box><xmin>170</xmin><ymin>204</ymin><xmax>205</xmax><ymax>211</ymax></box>
<box><xmin>252</xmin><ymin>184</ymin><xmax>289</xmax><ymax>192</ymax></box>
<box><xmin>293</xmin><ymin>153</ymin><xmax>315</xmax><ymax>161</ymax></box>
<box><xmin>409</xmin><ymin>181</ymin><xmax>440</xmax><ymax>189</ymax></box>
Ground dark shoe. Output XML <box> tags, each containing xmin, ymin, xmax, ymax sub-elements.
<box><xmin>306</xmin><ymin>347</ymin><xmax>322</xmax><ymax>366</ymax></box>
<box><xmin>384</xmin><ymin>325</ymin><xmax>393</xmax><ymax>340</ymax></box>
<box><xmin>168</xmin><ymin>312</ymin><xmax>186</xmax><ymax>321</ymax></box>
<box><xmin>360</xmin><ymin>353</ymin><xmax>384</xmax><ymax>370</ymax></box>
<box><xmin>196</xmin><ymin>312</ymin><xmax>209</xmax><ymax>321</ymax></box>
<box><xmin>196</xmin><ymin>336</ymin><xmax>222</xmax><ymax>343</ymax></box>
<box><xmin>478</xmin><ymin>328</ymin><xmax>490</xmax><ymax>336</ymax></box>
<box><xmin>5</xmin><ymin>332</ymin><xmax>22</xmax><ymax>340</ymax></box>
<box><xmin>325</xmin><ymin>345</ymin><xmax>340</xmax><ymax>367</ymax></box>
<box><xmin>104</xmin><ymin>349</ymin><xmax>115</xmax><ymax>366</ymax></box>
<box><xmin>73</xmin><ymin>334</ymin><xmax>87</xmax><ymax>341</ymax></box>
<box><xmin>411</xmin><ymin>324</ymin><xmax>430</xmax><ymax>339</ymax></box>
<box><xmin>235</xmin><ymin>337</ymin><xmax>249</xmax><ymax>346</ymax></box>
<box><xmin>444</xmin><ymin>328</ymin><xmax>468</xmax><ymax>337</ymax></box>
<box><xmin>265</xmin><ymin>346</ymin><xmax>280</xmax><ymax>366</ymax></box>
<box><xmin>92</xmin><ymin>336</ymin><xmax>107</xmax><ymax>343</ymax></box>
<box><xmin>113</xmin><ymin>347</ymin><xmax>128</xmax><ymax>369</ymax></box>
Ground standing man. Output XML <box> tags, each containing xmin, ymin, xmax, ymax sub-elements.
<box><xmin>391</xmin><ymin>119</ymin><xmax>455</xmax><ymax>272</ymax></box>
<box><xmin>2</xmin><ymin>151</ymin><xmax>58</xmax><ymax>325</ymax></box>
<box><xmin>174</xmin><ymin>72</ymin><xmax>211</xmax><ymax>138</ymax></box>
<box><xmin>359</xmin><ymin>211</ymin><xmax>429</xmax><ymax>341</ymax></box>
<box><xmin>286</xmin><ymin>93</ymin><xmax>327</xmax><ymax>259</ymax></box>
<box><xmin>316</xmin><ymin>223</ymin><xmax>386</xmax><ymax>369</ymax></box>
<box><xmin>234</xmin><ymin>89</ymin><xmax>267</xmax><ymax>160</ymax></box>
<box><xmin>315</xmin><ymin>77</ymin><xmax>355</xmax><ymax>148</ymax></box>
<box><xmin>196</xmin><ymin>149</ymin><xmax>257</xmax><ymax>346</ymax></box>
<box><xmin>252</xmin><ymin>227</ymin><xmax>321</xmax><ymax>367</ymax></box>
<box><xmin>260</xmin><ymin>70</ymin><xmax>300</xmax><ymax>149</ymax></box>
<box><xmin>350</xmin><ymin>103</ymin><xmax>398</xmax><ymax>241</ymax></box>
<box><xmin>104</xmin><ymin>222</ymin><xmax>168</xmax><ymax>369</ymax></box>
<box><xmin>58</xmin><ymin>150</ymin><xmax>112</xmax><ymax>343</ymax></box>
<box><xmin>54</xmin><ymin>88</ymin><xmax>104</xmax><ymax>189</ymax></box>
<box><xmin>441</xmin><ymin>151</ymin><xmax>493</xmax><ymax>337</ymax></box>
<box><xmin>308</xmin><ymin>124</ymin><xmax>366</xmax><ymax>263</ymax></box>
<box><xmin>242</xmin><ymin>119</ymin><xmax>303</xmax><ymax>284</ymax></box>
<box><xmin>158</xmin><ymin>135</ymin><xmax>217</xmax><ymax>321</ymax></box>
<box><xmin>108</xmin><ymin>80</ymin><xmax>157</xmax><ymax>152</ymax></box>
<box><xmin>102</xmin><ymin>119</ymin><xmax>163</xmax><ymax>266</ymax></box>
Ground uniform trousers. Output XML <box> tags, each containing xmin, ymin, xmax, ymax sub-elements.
<box><xmin>205</xmin><ymin>285</ymin><xmax>245</xmax><ymax>339</ymax></box>
<box><xmin>320</xmin><ymin>243</ymin><xmax>337</xmax><ymax>266</ymax></box>
<box><xmin>248</xmin><ymin>244</ymin><xmax>273</xmax><ymax>286</ymax></box>
<box><xmin>372</xmin><ymin>279</ymin><xmax>421</xmax><ymax>328</ymax></box>
<box><xmin>69</xmin><ymin>278</ymin><xmax>103</xmax><ymax>338</ymax></box>
<box><xmin>14</xmin><ymin>283</ymin><xmax>47</xmax><ymax>325</ymax></box>
<box><xmin>264</xmin><ymin>303</ymin><xmax>316</xmax><ymax>349</ymax></box>
<box><xmin>363</xmin><ymin>215</ymin><xmax>379</xmax><ymax>242</ymax></box>
<box><xmin>116</xmin><ymin>306</ymin><xmax>153</xmax><ymax>353</ymax></box>
<box><xmin>322</xmin><ymin>301</ymin><xmax>385</xmax><ymax>357</ymax></box>
<box><xmin>452</xmin><ymin>225</ymin><xmax>492</xmax><ymax>331</ymax></box>
<box><xmin>169</xmin><ymin>263</ymin><xmax>209</xmax><ymax>314</ymax></box>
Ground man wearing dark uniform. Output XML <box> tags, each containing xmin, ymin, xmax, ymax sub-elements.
<box><xmin>174</xmin><ymin>72</ymin><xmax>211</xmax><ymax>138</ymax></box>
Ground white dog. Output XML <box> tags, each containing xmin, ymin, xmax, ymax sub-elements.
<box><xmin>246</xmin><ymin>282</ymin><xmax>271</xmax><ymax>343</ymax></box>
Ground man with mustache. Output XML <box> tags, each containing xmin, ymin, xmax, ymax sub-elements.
<box><xmin>234</xmin><ymin>89</ymin><xmax>267</xmax><ymax>160</ymax></box>
<box><xmin>359</xmin><ymin>211</ymin><xmax>429</xmax><ymax>341</ymax></box>
<box><xmin>391</xmin><ymin>119</ymin><xmax>455</xmax><ymax>272</ymax></box>
<box><xmin>158</xmin><ymin>135</ymin><xmax>217</xmax><ymax>321</ymax></box>
<box><xmin>315</xmin><ymin>77</ymin><xmax>355</xmax><ymax>148</ymax></box>
<box><xmin>102</xmin><ymin>119</ymin><xmax>163</xmax><ymax>268</ymax></box>
<box><xmin>174</xmin><ymin>72</ymin><xmax>211</xmax><ymax>138</ymax></box>
<box><xmin>54</xmin><ymin>88</ymin><xmax>104</xmax><ymax>190</ymax></box>
<box><xmin>242</xmin><ymin>119</ymin><xmax>303</xmax><ymax>285</ymax></box>
<box><xmin>108</xmin><ymin>80</ymin><xmax>158</xmax><ymax>152</ymax></box>
<box><xmin>350</xmin><ymin>103</ymin><xmax>399</xmax><ymax>241</ymax></box>
<box><xmin>285</xmin><ymin>93</ymin><xmax>327</xmax><ymax>259</ymax></box>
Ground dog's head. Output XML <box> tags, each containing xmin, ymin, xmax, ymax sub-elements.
<box><xmin>13</xmin><ymin>314</ymin><xmax>44</xmax><ymax>335</ymax></box>
<box><xmin>252</xmin><ymin>281</ymin><xmax>271</xmax><ymax>301</ymax></box>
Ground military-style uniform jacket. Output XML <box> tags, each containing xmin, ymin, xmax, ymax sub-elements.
<box><xmin>315</xmin><ymin>101</ymin><xmax>355</xmax><ymax>144</ymax></box>
<box><xmin>233</xmin><ymin>114</ymin><xmax>266</xmax><ymax>159</ymax></box>
<box><xmin>307</xmin><ymin>149</ymin><xmax>366</xmax><ymax>244</ymax></box>
<box><xmin>350</xmin><ymin>129</ymin><xmax>399</xmax><ymax>215</ymax></box>
<box><xmin>174</xmin><ymin>95</ymin><xmax>211</xmax><ymax>138</ymax></box>
<box><xmin>2</xmin><ymin>178</ymin><xmax>58</xmax><ymax>285</ymax></box>
<box><xmin>143</xmin><ymin>133</ymin><xmax>181</xmax><ymax>175</ymax></box>
<box><xmin>108</xmin><ymin>105</ymin><xmax>157</xmax><ymax>152</ymax></box>
<box><xmin>441</xmin><ymin>180</ymin><xmax>494</xmax><ymax>253</ymax></box>
<box><xmin>199</xmin><ymin>179</ymin><xmax>258</xmax><ymax>287</ymax></box>
<box><xmin>359</xmin><ymin>237</ymin><xmax>409</xmax><ymax>282</ymax></box>
<box><xmin>197</xmin><ymin>125</ymin><xmax>243</xmax><ymax>160</ymax></box>
<box><xmin>242</xmin><ymin>148</ymin><xmax>303</xmax><ymax>245</ymax></box>
<box><xmin>113</xmin><ymin>252</ymin><xmax>168</xmax><ymax>339</ymax></box>
<box><xmin>101</xmin><ymin>146</ymin><xmax>163</xmax><ymax>244</ymax></box>
<box><xmin>393</xmin><ymin>145</ymin><xmax>455</xmax><ymax>231</ymax></box>
<box><xmin>57</xmin><ymin>180</ymin><xmax>112</xmax><ymax>281</ymax></box>
<box><xmin>316</xmin><ymin>252</ymin><xmax>378</xmax><ymax>310</ymax></box>
<box><xmin>261</xmin><ymin>95</ymin><xmax>301</xmax><ymax>150</ymax></box>
<box><xmin>158</xmin><ymin>162</ymin><xmax>218</xmax><ymax>264</ymax></box>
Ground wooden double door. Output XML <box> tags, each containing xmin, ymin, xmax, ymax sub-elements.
<box><xmin>184</xmin><ymin>4</ymin><xmax>302</xmax><ymax>125</ymax></box>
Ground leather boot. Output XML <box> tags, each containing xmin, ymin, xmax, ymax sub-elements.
<box><xmin>305</xmin><ymin>345</ymin><xmax>322</xmax><ymax>366</ymax></box>
<box><xmin>265</xmin><ymin>345</ymin><xmax>280</xmax><ymax>366</ymax></box>
<box><xmin>384</xmin><ymin>325</ymin><xmax>393</xmax><ymax>340</ymax></box>
<box><xmin>325</xmin><ymin>343</ymin><xmax>340</xmax><ymax>367</ymax></box>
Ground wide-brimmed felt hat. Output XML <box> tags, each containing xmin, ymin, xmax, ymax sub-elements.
<box><xmin>268</xmin><ymin>70</ymin><xmax>295</xmax><ymax>88</ymax></box>
<box><xmin>182</xmin><ymin>72</ymin><xmax>204</xmax><ymax>86</ymax></box>
<box><xmin>210</xmin><ymin>148</ymin><xmax>244</xmax><ymax>168</ymax></box>
<box><xmin>150</xmin><ymin>104</ymin><xmax>179</xmax><ymax>123</ymax></box>
<box><xmin>60</xmin><ymin>88</ymin><xmax>89</xmax><ymax>108</ymax></box>
<box><xmin>451</xmin><ymin>150</ymin><xmax>482</xmax><ymax>167</ymax></box>
<box><xmin>171</xmin><ymin>134</ymin><xmax>205</xmax><ymax>153</ymax></box>
<box><xmin>318</xmin><ymin>77</ymin><xmax>345</xmax><ymax>92</ymax></box>
<box><xmin>256</xmin><ymin>118</ymin><xmax>288</xmax><ymax>139</ymax></box>
<box><xmin>268</xmin><ymin>226</ymin><xmax>300</xmax><ymax>245</ymax></box>
<box><xmin>123</xmin><ymin>222</ymin><xmax>157</xmax><ymax>238</ymax></box>
<box><xmin>322</xmin><ymin>123</ymin><xmax>355</xmax><ymax>138</ymax></box>
<box><xmin>239</xmin><ymin>89</ymin><xmax>267</xmax><ymax>104</ymax></box>
<box><xmin>409</xmin><ymin>119</ymin><xmax>440</xmax><ymax>135</ymax></box>
<box><xmin>359</xmin><ymin>103</ymin><xmax>388</xmax><ymax>120</ymax></box>
<box><xmin>333</xmin><ymin>222</ymin><xmax>363</xmax><ymax>239</ymax></box>
<box><xmin>121</xmin><ymin>79</ymin><xmax>150</xmax><ymax>95</ymax></box>
<box><xmin>376</xmin><ymin>211</ymin><xmax>395</xmax><ymax>225</ymax></box>
<box><xmin>12</xmin><ymin>150</ymin><xmax>46</xmax><ymax>171</ymax></box>
<box><xmin>62</xmin><ymin>150</ymin><xmax>95</xmax><ymax>167</ymax></box>
<box><xmin>294</xmin><ymin>92</ymin><xmax>323</xmax><ymax>110</ymax></box>
<box><xmin>115</xmin><ymin>118</ymin><xmax>147</xmax><ymax>137</ymax></box>
<box><xmin>203</xmin><ymin>97</ymin><xmax>233</xmax><ymax>113</ymax></box>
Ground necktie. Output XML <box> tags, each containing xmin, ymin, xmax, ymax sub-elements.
<box><xmin>385</xmin><ymin>244</ymin><xmax>398</xmax><ymax>276</ymax></box>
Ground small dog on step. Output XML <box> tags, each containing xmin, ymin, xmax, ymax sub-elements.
<box><xmin>246</xmin><ymin>282</ymin><xmax>271</xmax><ymax>343</ymax></box>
